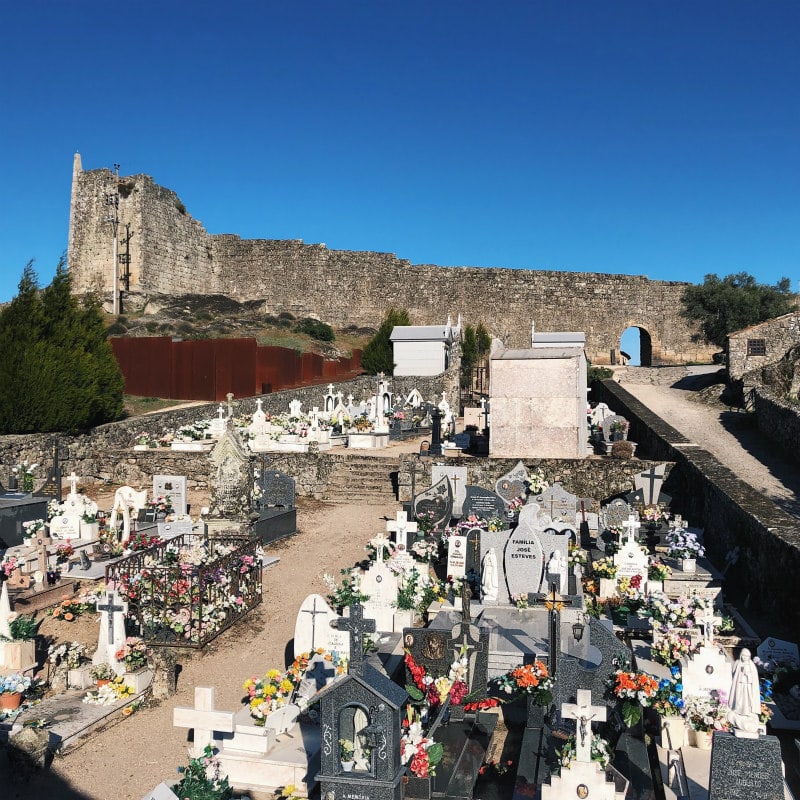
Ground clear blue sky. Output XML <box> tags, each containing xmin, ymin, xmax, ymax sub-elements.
<box><xmin>1</xmin><ymin>1</ymin><xmax>798</xmax><ymax>311</ymax></box>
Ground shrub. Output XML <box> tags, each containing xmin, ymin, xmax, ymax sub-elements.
<box><xmin>610</xmin><ymin>441</ymin><xmax>634</xmax><ymax>459</ymax></box>
<box><xmin>589</xmin><ymin>366</ymin><xmax>614</xmax><ymax>382</ymax></box>
<box><xmin>294</xmin><ymin>317</ymin><xmax>334</xmax><ymax>341</ymax></box>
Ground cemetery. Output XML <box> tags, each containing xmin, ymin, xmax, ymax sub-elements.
<box><xmin>0</xmin><ymin>369</ymin><xmax>798</xmax><ymax>800</ymax></box>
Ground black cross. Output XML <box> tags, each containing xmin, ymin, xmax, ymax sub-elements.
<box><xmin>533</xmin><ymin>584</ymin><xmax>565</xmax><ymax>677</ymax></box>
<box><xmin>301</xmin><ymin>597</ymin><xmax>327</xmax><ymax>651</ymax></box>
<box><xmin>331</xmin><ymin>603</ymin><xmax>376</xmax><ymax>677</ymax></box>
<box><xmin>639</xmin><ymin>466</ymin><xmax>662</xmax><ymax>505</ymax></box>
<box><xmin>97</xmin><ymin>591</ymin><xmax>125</xmax><ymax>645</ymax></box>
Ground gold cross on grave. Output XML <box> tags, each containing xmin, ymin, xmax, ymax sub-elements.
<box><xmin>538</xmin><ymin>585</ymin><xmax>565</xmax><ymax>613</ymax></box>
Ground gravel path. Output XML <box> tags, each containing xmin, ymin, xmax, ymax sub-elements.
<box><xmin>618</xmin><ymin>371</ymin><xmax>800</xmax><ymax>520</ymax></box>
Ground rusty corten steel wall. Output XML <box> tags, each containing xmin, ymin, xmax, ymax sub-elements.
<box><xmin>111</xmin><ymin>338</ymin><xmax>361</xmax><ymax>399</ymax></box>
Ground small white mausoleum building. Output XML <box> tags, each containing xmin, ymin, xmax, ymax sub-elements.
<box><xmin>490</xmin><ymin>329</ymin><xmax>588</xmax><ymax>459</ymax></box>
<box><xmin>390</xmin><ymin>317</ymin><xmax>460</xmax><ymax>376</ymax></box>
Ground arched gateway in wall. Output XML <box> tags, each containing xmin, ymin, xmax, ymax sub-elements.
<box><xmin>67</xmin><ymin>157</ymin><xmax>716</xmax><ymax>366</ymax></box>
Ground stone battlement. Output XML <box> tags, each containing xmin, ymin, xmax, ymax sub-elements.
<box><xmin>67</xmin><ymin>157</ymin><xmax>715</xmax><ymax>365</ymax></box>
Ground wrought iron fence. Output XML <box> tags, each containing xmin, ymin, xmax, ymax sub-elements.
<box><xmin>106</xmin><ymin>533</ymin><xmax>262</xmax><ymax>648</ymax></box>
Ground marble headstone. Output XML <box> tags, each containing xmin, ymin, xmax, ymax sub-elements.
<box><xmin>412</xmin><ymin>476</ymin><xmax>453</xmax><ymax>533</ymax></box>
<box><xmin>462</xmin><ymin>486</ymin><xmax>506</xmax><ymax>524</ymax></box>
<box><xmin>708</xmin><ymin>733</ymin><xmax>785</xmax><ymax>800</ymax></box>
<box><xmin>153</xmin><ymin>475</ymin><xmax>188</xmax><ymax>516</ymax></box>
<box><xmin>431</xmin><ymin>466</ymin><xmax>468</xmax><ymax>517</ymax></box>
<box><xmin>446</xmin><ymin>535</ymin><xmax>468</xmax><ymax>579</ymax></box>
<box><xmin>360</xmin><ymin>560</ymin><xmax>399</xmax><ymax>633</ymax></box>
<box><xmin>531</xmin><ymin>483</ymin><xmax>578</xmax><ymax>524</ymax></box>
<box><xmin>495</xmin><ymin>461</ymin><xmax>529</xmax><ymax>508</ymax></box>
<box><xmin>293</xmin><ymin>594</ymin><xmax>339</xmax><ymax>658</ymax></box>
<box><xmin>504</xmin><ymin>507</ymin><xmax>545</xmax><ymax>600</ymax></box>
<box><xmin>756</xmin><ymin>636</ymin><xmax>799</xmax><ymax>667</ymax></box>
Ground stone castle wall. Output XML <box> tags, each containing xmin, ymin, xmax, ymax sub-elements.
<box><xmin>67</xmin><ymin>160</ymin><xmax>716</xmax><ymax>365</ymax></box>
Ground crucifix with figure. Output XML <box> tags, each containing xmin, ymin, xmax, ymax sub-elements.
<box><xmin>331</xmin><ymin>603</ymin><xmax>376</xmax><ymax>677</ymax></box>
<box><xmin>386</xmin><ymin>511</ymin><xmax>417</xmax><ymax>552</ymax></box>
<box><xmin>562</xmin><ymin>689</ymin><xmax>607</xmax><ymax>762</ymax></box>
<box><xmin>370</xmin><ymin>532</ymin><xmax>391</xmax><ymax>563</ymax></box>
<box><xmin>533</xmin><ymin>584</ymin><xmax>565</xmax><ymax>677</ymax></box>
<box><xmin>622</xmin><ymin>514</ymin><xmax>641</xmax><ymax>544</ymax></box>
<box><xmin>301</xmin><ymin>596</ymin><xmax>328</xmax><ymax>651</ymax></box>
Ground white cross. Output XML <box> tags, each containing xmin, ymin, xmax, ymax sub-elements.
<box><xmin>562</xmin><ymin>689</ymin><xmax>607</xmax><ymax>762</ymax></box>
<box><xmin>327</xmin><ymin>383</ymin><xmax>335</xmax><ymax>395</ymax></box>
<box><xmin>386</xmin><ymin>511</ymin><xmax>418</xmax><ymax>552</ymax></box>
<box><xmin>622</xmin><ymin>514</ymin><xmax>640</xmax><ymax>544</ymax></box>
<box><xmin>68</xmin><ymin>471</ymin><xmax>79</xmax><ymax>496</ymax></box>
<box><xmin>370</xmin><ymin>532</ymin><xmax>392</xmax><ymax>563</ymax></box>
<box><xmin>173</xmin><ymin>687</ymin><xmax>236</xmax><ymax>758</ymax></box>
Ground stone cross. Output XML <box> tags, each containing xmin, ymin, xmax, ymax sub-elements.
<box><xmin>173</xmin><ymin>686</ymin><xmax>236</xmax><ymax>758</ymax></box>
<box><xmin>622</xmin><ymin>514</ymin><xmax>640</xmax><ymax>544</ymax></box>
<box><xmin>36</xmin><ymin>530</ymin><xmax>52</xmax><ymax>574</ymax></box>
<box><xmin>331</xmin><ymin>603</ymin><xmax>376</xmax><ymax>677</ymax></box>
<box><xmin>386</xmin><ymin>511</ymin><xmax>418</xmax><ymax>551</ymax></box>
<box><xmin>370</xmin><ymin>532</ymin><xmax>391</xmax><ymax>563</ymax></box>
<box><xmin>327</xmin><ymin>383</ymin><xmax>334</xmax><ymax>395</ymax></box>
<box><xmin>97</xmin><ymin>591</ymin><xmax>126</xmax><ymax>647</ymax></box>
<box><xmin>636</xmin><ymin>465</ymin><xmax>665</xmax><ymax>506</ymax></box>
<box><xmin>562</xmin><ymin>689</ymin><xmax>607</xmax><ymax>762</ymax></box>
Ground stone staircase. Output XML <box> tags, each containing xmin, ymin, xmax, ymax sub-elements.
<box><xmin>321</xmin><ymin>454</ymin><xmax>399</xmax><ymax>503</ymax></box>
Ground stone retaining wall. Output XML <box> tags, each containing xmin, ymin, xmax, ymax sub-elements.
<box><xmin>752</xmin><ymin>387</ymin><xmax>800</xmax><ymax>467</ymax></box>
<box><xmin>592</xmin><ymin>379</ymin><xmax>800</xmax><ymax>639</ymax></box>
<box><xmin>617</xmin><ymin>366</ymin><xmax>690</xmax><ymax>386</ymax></box>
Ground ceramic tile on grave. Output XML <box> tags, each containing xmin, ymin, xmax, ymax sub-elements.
<box><xmin>412</xmin><ymin>476</ymin><xmax>453</xmax><ymax>533</ymax></box>
<box><xmin>403</xmin><ymin>627</ymin><xmax>455</xmax><ymax>686</ymax></box>
<box><xmin>447</xmin><ymin>535</ymin><xmax>468</xmax><ymax>579</ymax></box>
<box><xmin>681</xmin><ymin>646</ymin><xmax>732</xmax><ymax>698</ymax></box>
<box><xmin>431</xmin><ymin>466</ymin><xmax>468</xmax><ymax>517</ymax></box>
<box><xmin>495</xmin><ymin>461</ymin><xmax>529</xmax><ymax>507</ymax></box>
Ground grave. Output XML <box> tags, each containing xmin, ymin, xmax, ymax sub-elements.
<box><xmin>153</xmin><ymin>475</ymin><xmax>188</xmax><ymax>516</ymax></box>
<box><xmin>293</xmin><ymin>594</ymin><xmax>341</xmax><ymax>658</ymax></box>
<box><xmin>531</xmin><ymin>483</ymin><xmax>579</xmax><ymax>525</ymax></box>
<box><xmin>208</xmin><ymin>426</ymin><xmax>251</xmax><ymax>522</ymax></box>
<box><xmin>252</xmin><ymin>465</ymin><xmax>297</xmax><ymax>544</ymax></box>
<box><xmin>462</xmin><ymin>486</ymin><xmax>506</xmax><ymax>524</ymax></box>
<box><xmin>708</xmin><ymin>732</ymin><xmax>786</xmax><ymax>800</ymax></box>
<box><xmin>495</xmin><ymin>461</ymin><xmax>530</xmax><ymax>508</ymax></box>
<box><xmin>361</xmin><ymin>539</ymin><xmax>400</xmax><ymax>633</ymax></box>
<box><xmin>0</xmin><ymin>493</ymin><xmax>48</xmax><ymax>549</ymax></box>
<box><xmin>173</xmin><ymin>686</ymin><xmax>236</xmax><ymax>758</ymax></box>
<box><xmin>411</xmin><ymin>476</ymin><xmax>453</xmax><ymax>534</ymax></box>
<box><xmin>316</xmin><ymin>603</ymin><xmax>408</xmax><ymax>800</ymax></box>
<box><xmin>613</xmin><ymin>516</ymin><xmax>649</xmax><ymax>583</ymax></box>
<box><xmin>756</xmin><ymin>636</ymin><xmax>799</xmax><ymax>668</ymax></box>
<box><xmin>431</xmin><ymin>466</ymin><xmax>468</xmax><ymax>518</ymax></box>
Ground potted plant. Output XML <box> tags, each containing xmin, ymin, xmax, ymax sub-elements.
<box><xmin>0</xmin><ymin>673</ymin><xmax>32</xmax><ymax>712</ymax></box>
<box><xmin>116</xmin><ymin>637</ymin><xmax>152</xmax><ymax>692</ymax></box>
<box><xmin>172</xmin><ymin>744</ymin><xmax>233</xmax><ymax>799</ymax></box>
<box><xmin>339</xmin><ymin>738</ymin><xmax>355</xmax><ymax>771</ymax></box>
<box><xmin>488</xmin><ymin>660</ymin><xmax>554</xmax><ymax>727</ymax></box>
<box><xmin>90</xmin><ymin>663</ymin><xmax>117</xmax><ymax>687</ymax></box>
<box><xmin>608</xmin><ymin>419</ymin><xmax>629</xmax><ymax>441</ymax></box>
<box><xmin>652</xmin><ymin>669</ymin><xmax>687</xmax><ymax>748</ymax></box>
<box><xmin>609</xmin><ymin>668</ymin><xmax>659</xmax><ymax>727</ymax></box>
<box><xmin>683</xmin><ymin>692</ymin><xmax>730</xmax><ymax>748</ymax></box>
<box><xmin>0</xmin><ymin>613</ymin><xmax>39</xmax><ymax>671</ymax></box>
<box><xmin>591</xmin><ymin>557</ymin><xmax>618</xmax><ymax>598</ymax></box>
<box><xmin>666</xmin><ymin>531</ymin><xmax>705</xmax><ymax>572</ymax></box>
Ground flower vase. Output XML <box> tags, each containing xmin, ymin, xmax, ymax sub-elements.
<box><xmin>680</xmin><ymin>558</ymin><xmax>696</xmax><ymax>573</ymax></box>
<box><xmin>658</xmin><ymin>715</ymin><xmax>687</xmax><ymax>749</ymax></box>
<box><xmin>123</xmin><ymin>667</ymin><xmax>153</xmax><ymax>694</ymax></box>
<box><xmin>341</xmin><ymin>760</ymin><xmax>355</xmax><ymax>772</ymax></box>
<box><xmin>693</xmin><ymin>729</ymin><xmax>712</xmax><ymax>749</ymax></box>
<box><xmin>0</xmin><ymin>691</ymin><xmax>23</xmax><ymax>711</ymax></box>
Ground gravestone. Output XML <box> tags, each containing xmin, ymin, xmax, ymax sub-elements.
<box><xmin>462</xmin><ymin>486</ymin><xmax>506</xmax><ymax>523</ymax></box>
<box><xmin>536</xmin><ymin>528</ymin><xmax>574</xmax><ymax>593</ymax></box>
<box><xmin>532</xmin><ymin>483</ymin><xmax>579</xmax><ymax>524</ymax></box>
<box><xmin>411</xmin><ymin>476</ymin><xmax>453</xmax><ymax>533</ymax></box>
<box><xmin>495</xmin><ymin>461</ymin><xmax>529</xmax><ymax>507</ymax></box>
<box><xmin>600</xmin><ymin>498</ymin><xmax>633</xmax><ymax>534</ymax></box>
<box><xmin>450</xmin><ymin>621</ymin><xmax>489</xmax><ymax>701</ymax></box>
<box><xmin>757</xmin><ymin>636</ymin><xmax>800</xmax><ymax>667</ymax></box>
<box><xmin>708</xmin><ymin>733</ymin><xmax>785</xmax><ymax>800</ymax></box>
<box><xmin>252</xmin><ymin>465</ymin><xmax>297</xmax><ymax>544</ymax></box>
<box><xmin>403</xmin><ymin>627</ymin><xmax>454</xmax><ymax>687</ymax></box>
<box><xmin>431</xmin><ymin>466</ymin><xmax>468</xmax><ymax>517</ymax></box>
<box><xmin>600</xmin><ymin>414</ymin><xmax>628</xmax><ymax>443</ymax></box>
<box><xmin>49</xmin><ymin>514</ymin><xmax>81</xmax><ymax>540</ymax></box>
<box><xmin>294</xmin><ymin>594</ymin><xmax>339</xmax><ymax>658</ymax></box>
<box><xmin>446</xmin><ymin>535</ymin><xmax>468</xmax><ymax>579</ymax></box>
<box><xmin>681</xmin><ymin>646</ymin><xmax>732</xmax><ymax>698</ymax></box>
<box><xmin>209</xmin><ymin>426</ymin><xmax>251</xmax><ymax>520</ymax></box>
<box><xmin>504</xmin><ymin>509</ymin><xmax>545</xmax><ymax>600</ymax></box>
<box><xmin>633</xmin><ymin>464</ymin><xmax>668</xmax><ymax>506</ymax></box>
<box><xmin>465</xmin><ymin>527</ymin><xmax>482</xmax><ymax>575</ymax></box>
<box><xmin>153</xmin><ymin>475</ymin><xmax>188</xmax><ymax>516</ymax></box>
<box><xmin>256</xmin><ymin>469</ymin><xmax>296</xmax><ymax>509</ymax></box>
<box><xmin>92</xmin><ymin>590</ymin><xmax>128</xmax><ymax>673</ymax></box>
<box><xmin>361</xmin><ymin>558</ymin><xmax>399</xmax><ymax>633</ymax></box>
<box><xmin>613</xmin><ymin>516</ymin><xmax>648</xmax><ymax>581</ymax></box>
<box><xmin>385</xmin><ymin>511</ymin><xmax>418</xmax><ymax>551</ymax></box>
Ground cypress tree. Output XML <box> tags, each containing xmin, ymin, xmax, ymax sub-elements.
<box><xmin>361</xmin><ymin>307</ymin><xmax>410</xmax><ymax>375</ymax></box>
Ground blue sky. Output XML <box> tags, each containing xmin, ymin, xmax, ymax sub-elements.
<box><xmin>1</xmin><ymin>1</ymin><xmax>798</xmax><ymax>317</ymax></box>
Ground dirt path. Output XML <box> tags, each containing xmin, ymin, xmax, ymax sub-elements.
<box><xmin>618</xmin><ymin>373</ymin><xmax>800</xmax><ymax>519</ymax></box>
<box><xmin>7</xmin><ymin>499</ymin><xmax>398</xmax><ymax>800</ymax></box>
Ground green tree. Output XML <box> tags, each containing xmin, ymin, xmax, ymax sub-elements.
<box><xmin>460</xmin><ymin>324</ymin><xmax>478</xmax><ymax>388</ymax></box>
<box><xmin>0</xmin><ymin>259</ymin><xmax>124</xmax><ymax>434</ymax></box>
<box><xmin>360</xmin><ymin>307</ymin><xmax>410</xmax><ymax>375</ymax></box>
<box><xmin>475</xmin><ymin>322</ymin><xmax>492</xmax><ymax>358</ymax></box>
<box><xmin>682</xmin><ymin>272</ymin><xmax>795</xmax><ymax>349</ymax></box>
